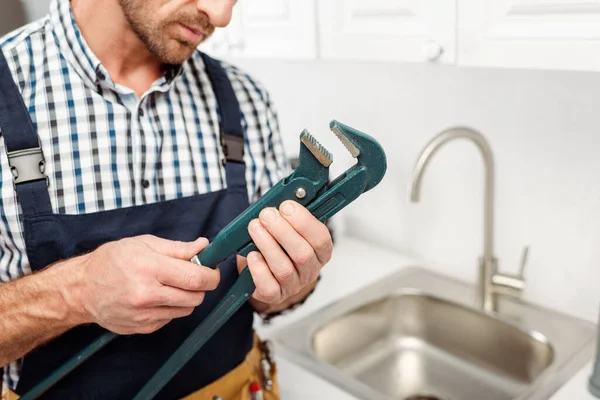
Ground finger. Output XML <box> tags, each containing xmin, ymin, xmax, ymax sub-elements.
<box><xmin>136</xmin><ymin>235</ymin><xmax>209</xmax><ymax>260</ymax></box>
<box><xmin>139</xmin><ymin>320</ymin><xmax>172</xmax><ymax>335</ymax></box>
<box><xmin>154</xmin><ymin>256</ymin><xmax>220</xmax><ymax>291</ymax></box>
<box><xmin>152</xmin><ymin>306</ymin><xmax>196</xmax><ymax>320</ymax></box>
<box><xmin>104</xmin><ymin>318</ymin><xmax>172</xmax><ymax>335</ymax></box>
<box><xmin>151</xmin><ymin>286</ymin><xmax>207</xmax><ymax>308</ymax></box>
<box><xmin>258</xmin><ymin>207</ymin><xmax>319</xmax><ymax>285</ymax></box>
<box><xmin>246</xmin><ymin>252</ymin><xmax>282</xmax><ymax>303</ymax></box>
<box><xmin>248</xmin><ymin>219</ymin><xmax>300</xmax><ymax>292</ymax></box>
<box><xmin>132</xmin><ymin>306</ymin><xmax>197</xmax><ymax>327</ymax></box>
<box><xmin>279</xmin><ymin>201</ymin><xmax>333</xmax><ymax>265</ymax></box>
<box><xmin>104</xmin><ymin>302</ymin><xmax>195</xmax><ymax>330</ymax></box>
<box><xmin>134</xmin><ymin>319</ymin><xmax>175</xmax><ymax>335</ymax></box>
<box><xmin>236</xmin><ymin>254</ymin><xmax>247</xmax><ymax>274</ymax></box>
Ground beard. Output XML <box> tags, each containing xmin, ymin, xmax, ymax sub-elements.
<box><xmin>118</xmin><ymin>0</ymin><xmax>215</xmax><ymax>65</ymax></box>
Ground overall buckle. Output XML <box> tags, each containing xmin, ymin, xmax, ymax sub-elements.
<box><xmin>221</xmin><ymin>133</ymin><xmax>245</xmax><ymax>165</ymax></box>
<box><xmin>6</xmin><ymin>147</ymin><xmax>48</xmax><ymax>188</ymax></box>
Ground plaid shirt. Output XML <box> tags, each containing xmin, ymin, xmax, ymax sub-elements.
<box><xmin>0</xmin><ymin>0</ymin><xmax>288</xmax><ymax>388</ymax></box>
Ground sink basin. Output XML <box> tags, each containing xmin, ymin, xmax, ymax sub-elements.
<box><xmin>311</xmin><ymin>293</ymin><xmax>554</xmax><ymax>400</ymax></box>
<box><xmin>271</xmin><ymin>268</ymin><xmax>595</xmax><ymax>400</ymax></box>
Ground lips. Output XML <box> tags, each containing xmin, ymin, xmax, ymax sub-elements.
<box><xmin>178</xmin><ymin>23</ymin><xmax>204</xmax><ymax>43</ymax></box>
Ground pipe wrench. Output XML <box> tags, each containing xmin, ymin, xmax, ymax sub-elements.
<box><xmin>20</xmin><ymin>120</ymin><xmax>387</xmax><ymax>400</ymax></box>
<box><xmin>133</xmin><ymin>119</ymin><xmax>387</xmax><ymax>399</ymax></box>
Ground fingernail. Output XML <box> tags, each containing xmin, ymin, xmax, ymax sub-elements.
<box><xmin>250</xmin><ymin>220</ymin><xmax>264</xmax><ymax>233</ymax></box>
<box><xmin>281</xmin><ymin>201</ymin><xmax>295</xmax><ymax>216</ymax></box>
<box><xmin>248</xmin><ymin>252</ymin><xmax>261</xmax><ymax>262</ymax></box>
<box><xmin>260</xmin><ymin>208</ymin><xmax>276</xmax><ymax>223</ymax></box>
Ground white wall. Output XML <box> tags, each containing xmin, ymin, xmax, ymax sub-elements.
<box><xmin>20</xmin><ymin>0</ymin><xmax>51</xmax><ymax>22</ymax></box>
<box><xmin>229</xmin><ymin>57</ymin><xmax>600</xmax><ymax>324</ymax></box>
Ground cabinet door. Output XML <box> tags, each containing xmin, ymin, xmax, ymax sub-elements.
<box><xmin>200</xmin><ymin>0</ymin><xmax>317</xmax><ymax>60</ymax></box>
<box><xmin>2</xmin><ymin>0</ymin><xmax>27</xmax><ymax>34</ymax></box>
<box><xmin>458</xmin><ymin>0</ymin><xmax>600</xmax><ymax>71</ymax></box>
<box><xmin>317</xmin><ymin>0</ymin><xmax>456</xmax><ymax>64</ymax></box>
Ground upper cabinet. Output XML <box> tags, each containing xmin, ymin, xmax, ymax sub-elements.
<box><xmin>200</xmin><ymin>0</ymin><xmax>317</xmax><ymax>60</ymax></box>
<box><xmin>457</xmin><ymin>0</ymin><xmax>600</xmax><ymax>72</ymax></box>
<box><xmin>317</xmin><ymin>0</ymin><xmax>456</xmax><ymax>64</ymax></box>
<box><xmin>203</xmin><ymin>0</ymin><xmax>600</xmax><ymax>72</ymax></box>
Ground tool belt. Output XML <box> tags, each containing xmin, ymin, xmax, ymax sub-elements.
<box><xmin>2</xmin><ymin>334</ymin><xmax>279</xmax><ymax>400</ymax></box>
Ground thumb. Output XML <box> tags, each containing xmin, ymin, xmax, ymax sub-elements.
<box><xmin>236</xmin><ymin>254</ymin><xmax>248</xmax><ymax>274</ymax></box>
<box><xmin>137</xmin><ymin>235</ymin><xmax>209</xmax><ymax>260</ymax></box>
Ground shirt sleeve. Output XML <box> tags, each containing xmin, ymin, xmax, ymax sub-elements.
<box><xmin>0</xmin><ymin>126</ymin><xmax>30</xmax><ymax>284</ymax></box>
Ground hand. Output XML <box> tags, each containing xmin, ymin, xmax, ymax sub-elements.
<box><xmin>70</xmin><ymin>235</ymin><xmax>220</xmax><ymax>335</ymax></box>
<box><xmin>241</xmin><ymin>200</ymin><xmax>332</xmax><ymax>310</ymax></box>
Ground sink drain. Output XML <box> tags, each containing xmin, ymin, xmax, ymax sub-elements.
<box><xmin>404</xmin><ymin>395</ymin><xmax>444</xmax><ymax>400</ymax></box>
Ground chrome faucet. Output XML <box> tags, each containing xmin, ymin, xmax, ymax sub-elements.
<box><xmin>407</xmin><ymin>126</ymin><xmax>528</xmax><ymax>313</ymax></box>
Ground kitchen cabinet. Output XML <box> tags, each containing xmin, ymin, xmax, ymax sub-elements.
<box><xmin>2</xmin><ymin>0</ymin><xmax>27</xmax><ymax>36</ymax></box>
<box><xmin>200</xmin><ymin>0</ymin><xmax>317</xmax><ymax>60</ymax></box>
<box><xmin>457</xmin><ymin>0</ymin><xmax>600</xmax><ymax>72</ymax></box>
<box><xmin>202</xmin><ymin>0</ymin><xmax>600</xmax><ymax>72</ymax></box>
<box><xmin>317</xmin><ymin>0</ymin><xmax>456</xmax><ymax>64</ymax></box>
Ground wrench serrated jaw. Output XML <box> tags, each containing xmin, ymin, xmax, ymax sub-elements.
<box><xmin>300</xmin><ymin>129</ymin><xmax>333</xmax><ymax>167</ymax></box>
<box><xmin>329</xmin><ymin>120</ymin><xmax>387</xmax><ymax>192</ymax></box>
<box><xmin>331</xmin><ymin>124</ymin><xmax>360</xmax><ymax>158</ymax></box>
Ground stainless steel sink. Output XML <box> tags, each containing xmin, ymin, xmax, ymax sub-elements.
<box><xmin>271</xmin><ymin>267</ymin><xmax>596</xmax><ymax>400</ymax></box>
<box><xmin>311</xmin><ymin>293</ymin><xmax>553</xmax><ymax>400</ymax></box>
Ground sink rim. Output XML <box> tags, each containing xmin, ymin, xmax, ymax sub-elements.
<box><xmin>270</xmin><ymin>266</ymin><xmax>596</xmax><ymax>400</ymax></box>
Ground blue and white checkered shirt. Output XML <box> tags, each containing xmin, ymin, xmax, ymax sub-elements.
<box><xmin>0</xmin><ymin>0</ymin><xmax>288</xmax><ymax>389</ymax></box>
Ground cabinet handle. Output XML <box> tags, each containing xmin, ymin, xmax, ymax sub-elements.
<box><xmin>228</xmin><ymin>39</ymin><xmax>246</xmax><ymax>51</ymax></box>
<box><xmin>423</xmin><ymin>41</ymin><xmax>444</xmax><ymax>62</ymax></box>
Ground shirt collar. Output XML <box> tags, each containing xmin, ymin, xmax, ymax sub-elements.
<box><xmin>49</xmin><ymin>0</ymin><xmax>183</xmax><ymax>92</ymax></box>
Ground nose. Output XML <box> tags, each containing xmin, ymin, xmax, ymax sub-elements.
<box><xmin>196</xmin><ymin>0</ymin><xmax>237</xmax><ymax>27</ymax></box>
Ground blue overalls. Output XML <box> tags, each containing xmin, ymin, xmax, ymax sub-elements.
<box><xmin>0</xmin><ymin>50</ymin><xmax>255</xmax><ymax>399</ymax></box>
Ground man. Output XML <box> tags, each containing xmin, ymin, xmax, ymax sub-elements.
<box><xmin>0</xmin><ymin>0</ymin><xmax>332</xmax><ymax>399</ymax></box>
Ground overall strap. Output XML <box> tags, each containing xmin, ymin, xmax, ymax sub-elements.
<box><xmin>0</xmin><ymin>49</ymin><xmax>52</xmax><ymax>217</ymax></box>
<box><xmin>200</xmin><ymin>53</ymin><xmax>247</xmax><ymax>189</ymax></box>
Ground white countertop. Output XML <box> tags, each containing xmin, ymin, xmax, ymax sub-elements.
<box><xmin>255</xmin><ymin>235</ymin><xmax>599</xmax><ymax>400</ymax></box>
<box><xmin>550</xmin><ymin>361</ymin><xmax>597</xmax><ymax>400</ymax></box>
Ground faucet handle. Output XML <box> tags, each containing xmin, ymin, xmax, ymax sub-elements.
<box><xmin>491</xmin><ymin>246</ymin><xmax>529</xmax><ymax>299</ymax></box>
<box><xmin>518</xmin><ymin>246</ymin><xmax>529</xmax><ymax>279</ymax></box>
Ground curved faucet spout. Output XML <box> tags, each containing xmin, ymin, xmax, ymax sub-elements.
<box><xmin>408</xmin><ymin>126</ymin><xmax>497</xmax><ymax>311</ymax></box>
<box><xmin>408</xmin><ymin>126</ymin><xmax>494</xmax><ymax>259</ymax></box>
